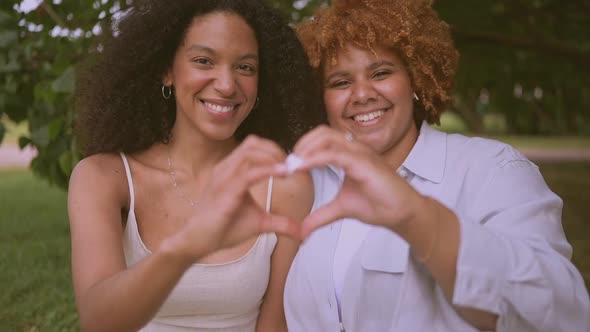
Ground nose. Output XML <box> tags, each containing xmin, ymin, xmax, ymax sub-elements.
<box><xmin>351</xmin><ymin>80</ymin><xmax>378</xmax><ymax>105</ymax></box>
<box><xmin>214</xmin><ymin>67</ymin><xmax>237</xmax><ymax>97</ymax></box>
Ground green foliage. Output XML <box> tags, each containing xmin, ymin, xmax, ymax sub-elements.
<box><xmin>435</xmin><ymin>0</ymin><xmax>590</xmax><ymax>135</ymax></box>
<box><xmin>1</xmin><ymin>0</ymin><xmax>589</xmax><ymax>187</ymax></box>
<box><xmin>0</xmin><ymin>1</ymin><xmax>131</xmax><ymax>189</ymax></box>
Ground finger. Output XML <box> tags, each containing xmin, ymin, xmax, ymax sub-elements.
<box><xmin>292</xmin><ymin>125</ymin><xmax>341</xmax><ymax>157</ymax></box>
<box><xmin>296</xmin><ymin>147</ymin><xmax>360</xmax><ymax>174</ymax></box>
<box><xmin>220</xmin><ymin>135</ymin><xmax>286</xmax><ymax>172</ymax></box>
<box><xmin>217</xmin><ymin>144</ymin><xmax>287</xmax><ymax>182</ymax></box>
<box><xmin>300</xmin><ymin>201</ymin><xmax>348</xmax><ymax>238</ymax></box>
<box><xmin>236</xmin><ymin>135</ymin><xmax>287</xmax><ymax>161</ymax></box>
<box><xmin>293</xmin><ymin>128</ymin><xmax>362</xmax><ymax>166</ymax></box>
<box><xmin>235</xmin><ymin>164</ymin><xmax>292</xmax><ymax>193</ymax></box>
<box><xmin>259</xmin><ymin>213</ymin><xmax>303</xmax><ymax>240</ymax></box>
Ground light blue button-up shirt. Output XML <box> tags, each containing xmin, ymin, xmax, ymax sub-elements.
<box><xmin>284</xmin><ymin>122</ymin><xmax>590</xmax><ymax>332</ymax></box>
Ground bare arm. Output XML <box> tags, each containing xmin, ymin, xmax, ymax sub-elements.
<box><xmin>68</xmin><ymin>156</ymin><xmax>195</xmax><ymax>332</ymax></box>
<box><xmin>70</xmin><ymin>138</ymin><xmax>302</xmax><ymax>332</ymax></box>
<box><xmin>256</xmin><ymin>172</ymin><xmax>314</xmax><ymax>332</ymax></box>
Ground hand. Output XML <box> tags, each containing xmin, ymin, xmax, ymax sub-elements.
<box><xmin>292</xmin><ymin>126</ymin><xmax>421</xmax><ymax>238</ymax></box>
<box><xmin>163</xmin><ymin>135</ymin><xmax>302</xmax><ymax>263</ymax></box>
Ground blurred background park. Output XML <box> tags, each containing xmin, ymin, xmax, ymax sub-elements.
<box><xmin>1</xmin><ymin>0</ymin><xmax>589</xmax><ymax>330</ymax></box>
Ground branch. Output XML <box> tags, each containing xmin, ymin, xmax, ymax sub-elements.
<box><xmin>40</xmin><ymin>1</ymin><xmax>67</xmax><ymax>28</ymax></box>
<box><xmin>452</xmin><ymin>28</ymin><xmax>590</xmax><ymax>72</ymax></box>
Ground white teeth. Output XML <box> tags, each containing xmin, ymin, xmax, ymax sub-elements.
<box><xmin>353</xmin><ymin>110</ymin><xmax>385</xmax><ymax>122</ymax></box>
<box><xmin>204</xmin><ymin>102</ymin><xmax>235</xmax><ymax>113</ymax></box>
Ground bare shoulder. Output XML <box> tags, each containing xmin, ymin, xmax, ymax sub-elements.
<box><xmin>270</xmin><ymin>171</ymin><xmax>314</xmax><ymax>220</ymax></box>
<box><xmin>68</xmin><ymin>153</ymin><xmax>129</xmax><ymax>215</ymax></box>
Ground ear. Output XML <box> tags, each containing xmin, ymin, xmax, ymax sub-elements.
<box><xmin>162</xmin><ymin>69</ymin><xmax>173</xmax><ymax>86</ymax></box>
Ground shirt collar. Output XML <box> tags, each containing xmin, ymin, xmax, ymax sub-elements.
<box><xmin>325</xmin><ymin>121</ymin><xmax>447</xmax><ymax>184</ymax></box>
<box><xmin>402</xmin><ymin>121</ymin><xmax>447</xmax><ymax>184</ymax></box>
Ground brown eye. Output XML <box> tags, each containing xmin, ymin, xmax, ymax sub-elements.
<box><xmin>192</xmin><ymin>57</ymin><xmax>213</xmax><ymax>66</ymax></box>
<box><xmin>372</xmin><ymin>71</ymin><xmax>390</xmax><ymax>79</ymax></box>
<box><xmin>330</xmin><ymin>80</ymin><xmax>350</xmax><ymax>88</ymax></box>
<box><xmin>237</xmin><ymin>64</ymin><xmax>257</xmax><ymax>73</ymax></box>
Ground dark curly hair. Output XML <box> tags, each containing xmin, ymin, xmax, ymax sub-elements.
<box><xmin>296</xmin><ymin>0</ymin><xmax>459</xmax><ymax>125</ymax></box>
<box><xmin>75</xmin><ymin>0</ymin><xmax>326</xmax><ymax>156</ymax></box>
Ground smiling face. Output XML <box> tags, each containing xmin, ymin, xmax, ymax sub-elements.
<box><xmin>323</xmin><ymin>43</ymin><xmax>419</xmax><ymax>163</ymax></box>
<box><xmin>165</xmin><ymin>11</ymin><xmax>259</xmax><ymax>142</ymax></box>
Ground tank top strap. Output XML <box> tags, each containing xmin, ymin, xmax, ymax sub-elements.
<box><xmin>119</xmin><ymin>152</ymin><xmax>135</xmax><ymax>212</ymax></box>
<box><xmin>265</xmin><ymin>176</ymin><xmax>274</xmax><ymax>213</ymax></box>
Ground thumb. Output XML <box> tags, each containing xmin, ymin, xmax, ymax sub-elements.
<box><xmin>259</xmin><ymin>213</ymin><xmax>303</xmax><ymax>240</ymax></box>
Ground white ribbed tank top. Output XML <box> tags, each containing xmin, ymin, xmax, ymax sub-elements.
<box><xmin>120</xmin><ymin>153</ymin><xmax>277</xmax><ymax>331</ymax></box>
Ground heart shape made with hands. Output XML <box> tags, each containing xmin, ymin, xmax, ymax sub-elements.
<box><xmin>278</xmin><ymin>153</ymin><xmax>341</xmax><ymax>239</ymax></box>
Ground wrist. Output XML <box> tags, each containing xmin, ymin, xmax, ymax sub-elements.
<box><xmin>158</xmin><ymin>232</ymin><xmax>208</xmax><ymax>269</ymax></box>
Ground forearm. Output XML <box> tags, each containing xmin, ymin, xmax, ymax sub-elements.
<box><xmin>392</xmin><ymin>196</ymin><xmax>498</xmax><ymax>330</ymax></box>
<box><xmin>77</xmin><ymin>245</ymin><xmax>193</xmax><ymax>332</ymax></box>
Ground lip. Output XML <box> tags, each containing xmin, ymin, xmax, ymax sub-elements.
<box><xmin>348</xmin><ymin>107</ymin><xmax>390</xmax><ymax>127</ymax></box>
<box><xmin>201</xmin><ymin>98</ymin><xmax>241</xmax><ymax>107</ymax></box>
<box><xmin>200</xmin><ymin>98</ymin><xmax>241</xmax><ymax>120</ymax></box>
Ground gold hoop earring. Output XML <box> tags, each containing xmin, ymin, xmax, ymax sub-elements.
<box><xmin>162</xmin><ymin>85</ymin><xmax>172</xmax><ymax>99</ymax></box>
<box><xmin>413</xmin><ymin>92</ymin><xmax>419</xmax><ymax>101</ymax></box>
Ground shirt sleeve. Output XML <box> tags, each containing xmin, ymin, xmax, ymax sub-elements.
<box><xmin>452</xmin><ymin>158</ymin><xmax>590</xmax><ymax>332</ymax></box>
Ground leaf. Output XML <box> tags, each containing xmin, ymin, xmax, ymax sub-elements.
<box><xmin>18</xmin><ymin>136</ymin><xmax>31</xmax><ymax>149</ymax></box>
<box><xmin>58</xmin><ymin>151</ymin><xmax>74</xmax><ymax>175</ymax></box>
<box><xmin>0</xmin><ymin>10</ymin><xmax>12</xmax><ymax>25</ymax></box>
<box><xmin>31</xmin><ymin>125</ymin><xmax>49</xmax><ymax>147</ymax></box>
<box><xmin>47</xmin><ymin>117</ymin><xmax>64</xmax><ymax>140</ymax></box>
<box><xmin>51</xmin><ymin>67</ymin><xmax>75</xmax><ymax>93</ymax></box>
<box><xmin>0</xmin><ymin>30</ymin><xmax>18</xmax><ymax>48</ymax></box>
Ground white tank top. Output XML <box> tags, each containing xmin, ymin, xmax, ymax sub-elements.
<box><xmin>120</xmin><ymin>153</ymin><xmax>277</xmax><ymax>331</ymax></box>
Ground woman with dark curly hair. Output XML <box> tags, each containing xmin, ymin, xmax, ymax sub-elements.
<box><xmin>284</xmin><ymin>0</ymin><xmax>590</xmax><ymax>331</ymax></box>
<box><xmin>68</xmin><ymin>0</ymin><xmax>324</xmax><ymax>331</ymax></box>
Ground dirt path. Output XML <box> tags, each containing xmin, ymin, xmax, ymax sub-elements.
<box><xmin>0</xmin><ymin>144</ymin><xmax>37</xmax><ymax>168</ymax></box>
<box><xmin>1</xmin><ymin>144</ymin><xmax>590</xmax><ymax>169</ymax></box>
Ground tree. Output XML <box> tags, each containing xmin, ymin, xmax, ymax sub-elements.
<box><xmin>1</xmin><ymin>0</ymin><xmax>132</xmax><ymax>188</ymax></box>
<box><xmin>1</xmin><ymin>0</ymin><xmax>589</xmax><ymax>189</ymax></box>
<box><xmin>435</xmin><ymin>0</ymin><xmax>590</xmax><ymax>135</ymax></box>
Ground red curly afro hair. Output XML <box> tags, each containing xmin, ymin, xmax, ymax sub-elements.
<box><xmin>296</xmin><ymin>0</ymin><xmax>459</xmax><ymax>124</ymax></box>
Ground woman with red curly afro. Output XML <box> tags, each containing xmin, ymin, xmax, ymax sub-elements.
<box><xmin>284</xmin><ymin>1</ymin><xmax>590</xmax><ymax>331</ymax></box>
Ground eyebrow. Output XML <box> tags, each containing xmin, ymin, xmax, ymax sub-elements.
<box><xmin>324</xmin><ymin>60</ymin><xmax>396</xmax><ymax>82</ymax></box>
<box><xmin>367</xmin><ymin>60</ymin><xmax>396</xmax><ymax>70</ymax></box>
<box><xmin>186</xmin><ymin>44</ymin><xmax>258</xmax><ymax>61</ymax></box>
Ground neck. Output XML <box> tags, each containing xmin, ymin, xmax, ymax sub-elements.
<box><xmin>381</xmin><ymin>123</ymin><xmax>419</xmax><ymax>170</ymax></box>
<box><xmin>166</xmin><ymin>127</ymin><xmax>237</xmax><ymax>176</ymax></box>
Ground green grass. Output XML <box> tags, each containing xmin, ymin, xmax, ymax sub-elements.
<box><xmin>0</xmin><ymin>170</ymin><xmax>79</xmax><ymax>331</ymax></box>
<box><xmin>0</xmin><ymin>165</ymin><xmax>588</xmax><ymax>330</ymax></box>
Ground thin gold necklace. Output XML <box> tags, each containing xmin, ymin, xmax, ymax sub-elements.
<box><xmin>166</xmin><ymin>147</ymin><xmax>198</xmax><ymax>207</ymax></box>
